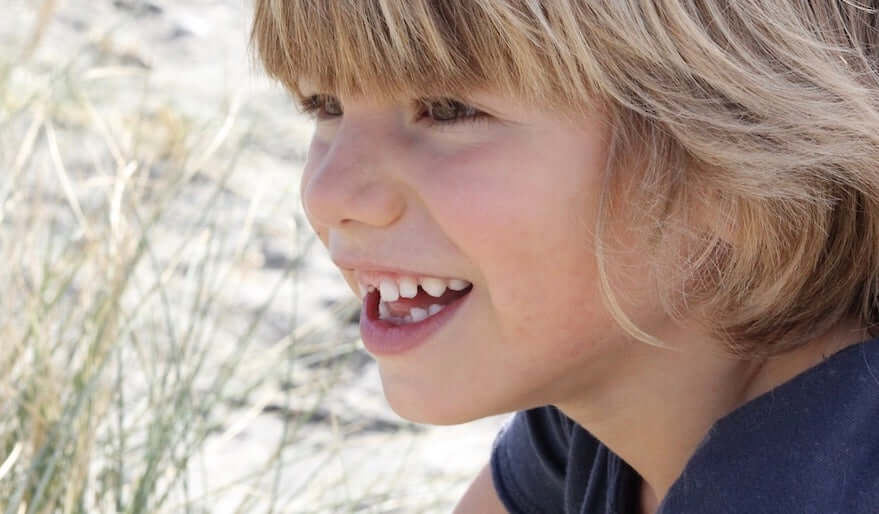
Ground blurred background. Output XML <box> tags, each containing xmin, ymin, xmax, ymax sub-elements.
<box><xmin>0</xmin><ymin>1</ymin><xmax>505</xmax><ymax>512</ymax></box>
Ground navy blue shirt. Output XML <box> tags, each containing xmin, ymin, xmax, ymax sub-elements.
<box><xmin>491</xmin><ymin>337</ymin><xmax>879</xmax><ymax>513</ymax></box>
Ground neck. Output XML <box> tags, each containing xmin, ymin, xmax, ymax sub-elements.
<box><xmin>555</xmin><ymin>318</ymin><xmax>868</xmax><ymax>512</ymax></box>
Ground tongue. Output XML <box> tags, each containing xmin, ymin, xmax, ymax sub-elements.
<box><xmin>386</xmin><ymin>287</ymin><xmax>470</xmax><ymax>316</ymax></box>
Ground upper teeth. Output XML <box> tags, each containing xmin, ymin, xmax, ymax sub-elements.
<box><xmin>360</xmin><ymin>275</ymin><xmax>472</xmax><ymax>301</ymax></box>
<box><xmin>448</xmin><ymin>279</ymin><xmax>469</xmax><ymax>291</ymax></box>
<box><xmin>398</xmin><ymin>277</ymin><xmax>418</xmax><ymax>298</ymax></box>
<box><xmin>420</xmin><ymin>278</ymin><xmax>447</xmax><ymax>297</ymax></box>
<box><xmin>379</xmin><ymin>279</ymin><xmax>401</xmax><ymax>302</ymax></box>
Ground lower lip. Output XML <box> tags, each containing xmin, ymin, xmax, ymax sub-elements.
<box><xmin>359</xmin><ymin>289</ymin><xmax>471</xmax><ymax>356</ymax></box>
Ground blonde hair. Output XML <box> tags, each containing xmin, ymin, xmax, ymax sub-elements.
<box><xmin>252</xmin><ymin>0</ymin><xmax>879</xmax><ymax>356</ymax></box>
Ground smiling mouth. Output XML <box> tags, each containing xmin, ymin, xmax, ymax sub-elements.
<box><xmin>358</xmin><ymin>275</ymin><xmax>474</xmax><ymax>325</ymax></box>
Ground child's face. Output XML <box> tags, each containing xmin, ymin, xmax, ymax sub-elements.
<box><xmin>300</xmin><ymin>89</ymin><xmax>661</xmax><ymax>424</ymax></box>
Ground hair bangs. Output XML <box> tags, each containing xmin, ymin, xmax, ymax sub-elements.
<box><xmin>251</xmin><ymin>0</ymin><xmax>599</xmax><ymax>109</ymax></box>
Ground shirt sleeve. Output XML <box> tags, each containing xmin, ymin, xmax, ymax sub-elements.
<box><xmin>490</xmin><ymin>406</ymin><xmax>573</xmax><ymax>514</ymax></box>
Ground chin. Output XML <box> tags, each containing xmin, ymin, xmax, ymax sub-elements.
<box><xmin>388</xmin><ymin>403</ymin><xmax>486</xmax><ymax>426</ymax></box>
<box><xmin>381</xmin><ymin>380</ymin><xmax>495</xmax><ymax>426</ymax></box>
<box><xmin>382</xmin><ymin>380</ymin><xmax>510</xmax><ymax>425</ymax></box>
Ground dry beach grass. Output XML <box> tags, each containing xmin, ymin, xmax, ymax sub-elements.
<box><xmin>0</xmin><ymin>1</ymin><xmax>504</xmax><ymax>512</ymax></box>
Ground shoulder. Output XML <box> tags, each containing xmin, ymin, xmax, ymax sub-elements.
<box><xmin>661</xmin><ymin>337</ymin><xmax>879</xmax><ymax>513</ymax></box>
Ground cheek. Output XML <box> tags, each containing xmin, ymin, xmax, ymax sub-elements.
<box><xmin>416</xmin><ymin>137</ymin><xmax>610</xmax><ymax>335</ymax></box>
<box><xmin>418</xmin><ymin>141</ymin><xmax>601</xmax><ymax>241</ymax></box>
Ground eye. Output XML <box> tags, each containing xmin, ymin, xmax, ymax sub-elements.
<box><xmin>298</xmin><ymin>94</ymin><xmax>343</xmax><ymax>120</ymax></box>
<box><xmin>298</xmin><ymin>94</ymin><xmax>488</xmax><ymax>127</ymax></box>
<box><xmin>417</xmin><ymin>98</ymin><xmax>487</xmax><ymax>126</ymax></box>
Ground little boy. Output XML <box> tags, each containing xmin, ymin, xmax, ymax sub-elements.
<box><xmin>252</xmin><ymin>1</ymin><xmax>879</xmax><ymax>512</ymax></box>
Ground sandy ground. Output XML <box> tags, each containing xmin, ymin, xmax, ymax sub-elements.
<box><xmin>1</xmin><ymin>1</ymin><xmax>508</xmax><ymax>512</ymax></box>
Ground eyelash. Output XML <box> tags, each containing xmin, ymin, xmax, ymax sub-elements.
<box><xmin>297</xmin><ymin>94</ymin><xmax>489</xmax><ymax>128</ymax></box>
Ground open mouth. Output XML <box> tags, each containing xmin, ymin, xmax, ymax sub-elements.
<box><xmin>360</xmin><ymin>275</ymin><xmax>474</xmax><ymax>326</ymax></box>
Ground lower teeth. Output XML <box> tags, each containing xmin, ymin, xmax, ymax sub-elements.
<box><xmin>379</xmin><ymin>302</ymin><xmax>446</xmax><ymax>325</ymax></box>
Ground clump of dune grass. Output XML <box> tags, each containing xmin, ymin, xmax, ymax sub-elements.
<box><xmin>0</xmin><ymin>4</ymin><xmax>369</xmax><ymax>512</ymax></box>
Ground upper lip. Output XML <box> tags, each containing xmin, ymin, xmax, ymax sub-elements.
<box><xmin>333</xmin><ymin>257</ymin><xmax>420</xmax><ymax>275</ymax></box>
<box><xmin>331</xmin><ymin>256</ymin><xmax>466</xmax><ymax>281</ymax></box>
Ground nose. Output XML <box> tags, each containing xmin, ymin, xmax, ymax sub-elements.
<box><xmin>301</xmin><ymin>124</ymin><xmax>405</xmax><ymax>232</ymax></box>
